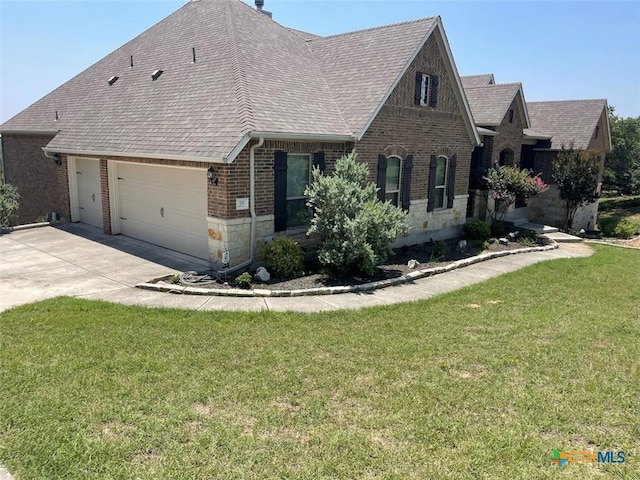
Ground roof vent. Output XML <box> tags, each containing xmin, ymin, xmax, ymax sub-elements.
<box><xmin>151</xmin><ymin>69</ymin><xmax>163</xmax><ymax>81</ymax></box>
<box><xmin>192</xmin><ymin>47</ymin><xmax>197</xmax><ymax>63</ymax></box>
<box><xmin>255</xmin><ymin>0</ymin><xmax>272</xmax><ymax>17</ymax></box>
<box><xmin>108</xmin><ymin>76</ymin><xmax>119</xmax><ymax>86</ymax></box>
<box><xmin>55</xmin><ymin>110</ymin><xmax>59</xmax><ymax>121</ymax></box>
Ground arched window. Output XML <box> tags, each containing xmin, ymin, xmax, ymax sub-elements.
<box><xmin>433</xmin><ymin>155</ymin><xmax>448</xmax><ymax>210</ymax></box>
<box><xmin>499</xmin><ymin>149</ymin><xmax>514</xmax><ymax>166</ymax></box>
<box><xmin>384</xmin><ymin>156</ymin><xmax>402</xmax><ymax>206</ymax></box>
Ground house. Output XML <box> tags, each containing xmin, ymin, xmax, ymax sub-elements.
<box><xmin>460</xmin><ymin>75</ymin><xmax>532</xmax><ymax>219</ymax></box>
<box><xmin>461</xmin><ymin>73</ymin><xmax>610</xmax><ymax>231</ymax></box>
<box><xmin>0</xmin><ymin>0</ymin><xmax>479</xmax><ymax>269</ymax></box>
<box><xmin>524</xmin><ymin>99</ymin><xmax>612</xmax><ymax>230</ymax></box>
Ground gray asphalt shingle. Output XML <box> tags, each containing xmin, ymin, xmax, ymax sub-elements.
<box><xmin>0</xmin><ymin>0</ymin><xmax>440</xmax><ymax>160</ymax></box>
<box><xmin>461</xmin><ymin>74</ymin><xmax>495</xmax><ymax>88</ymax></box>
<box><xmin>463</xmin><ymin>83</ymin><xmax>522</xmax><ymax>126</ymax></box>
<box><xmin>527</xmin><ymin>99</ymin><xmax>608</xmax><ymax>149</ymax></box>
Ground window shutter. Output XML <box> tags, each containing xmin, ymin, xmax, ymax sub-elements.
<box><xmin>401</xmin><ymin>155</ymin><xmax>413</xmax><ymax>211</ymax></box>
<box><xmin>429</xmin><ymin>76</ymin><xmax>439</xmax><ymax>107</ymax></box>
<box><xmin>447</xmin><ymin>154</ymin><xmax>457</xmax><ymax>209</ymax></box>
<box><xmin>313</xmin><ymin>151</ymin><xmax>325</xmax><ymax>173</ymax></box>
<box><xmin>376</xmin><ymin>154</ymin><xmax>387</xmax><ymax>201</ymax></box>
<box><xmin>427</xmin><ymin>155</ymin><xmax>437</xmax><ymax>212</ymax></box>
<box><xmin>274</xmin><ymin>150</ymin><xmax>288</xmax><ymax>232</ymax></box>
<box><xmin>415</xmin><ymin>72</ymin><xmax>424</xmax><ymax>105</ymax></box>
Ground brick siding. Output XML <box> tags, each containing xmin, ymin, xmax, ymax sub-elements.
<box><xmin>1</xmin><ymin>134</ymin><xmax>70</xmax><ymax>223</ymax></box>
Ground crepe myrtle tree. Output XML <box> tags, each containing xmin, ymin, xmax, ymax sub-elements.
<box><xmin>552</xmin><ymin>145</ymin><xmax>600</xmax><ymax>230</ymax></box>
<box><xmin>305</xmin><ymin>151</ymin><xmax>408</xmax><ymax>277</ymax></box>
<box><xmin>484</xmin><ymin>165</ymin><xmax>547</xmax><ymax>224</ymax></box>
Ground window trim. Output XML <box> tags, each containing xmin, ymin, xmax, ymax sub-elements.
<box><xmin>433</xmin><ymin>155</ymin><xmax>448</xmax><ymax>210</ymax></box>
<box><xmin>420</xmin><ymin>73</ymin><xmax>431</xmax><ymax>106</ymax></box>
<box><xmin>285</xmin><ymin>152</ymin><xmax>312</xmax><ymax>229</ymax></box>
<box><xmin>384</xmin><ymin>155</ymin><xmax>402</xmax><ymax>206</ymax></box>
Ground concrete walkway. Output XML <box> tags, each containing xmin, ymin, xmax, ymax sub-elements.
<box><xmin>0</xmin><ymin>224</ymin><xmax>593</xmax><ymax>313</ymax></box>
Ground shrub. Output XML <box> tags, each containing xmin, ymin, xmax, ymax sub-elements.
<box><xmin>0</xmin><ymin>183</ymin><xmax>20</xmax><ymax>227</ymax></box>
<box><xmin>484</xmin><ymin>166</ymin><xmax>547</xmax><ymax>224</ymax></box>
<box><xmin>462</xmin><ymin>219</ymin><xmax>491</xmax><ymax>241</ymax></box>
<box><xmin>234</xmin><ymin>272</ymin><xmax>252</xmax><ymax>289</ymax></box>
<box><xmin>614</xmin><ymin>219</ymin><xmax>640</xmax><ymax>239</ymax></box>
<box><xmin>430</xmin><ymin>241</ymin><xmax>448</xmax><ymax>261</ymax></box>
<box><xmin>305</xmin><ymin>151</ymin><xmax>407</xmax><ymax>276</ymax></box>
<box><xmin>259</xmin><ymin>237</ymin><xmax>304</xmax><ymax>278</ymax></box>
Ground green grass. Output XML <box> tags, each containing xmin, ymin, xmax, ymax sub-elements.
<box><xmin>1</xmin><ymin>245</ymin><xmax>639</xmax><ymax>479</ymax></box>
<box><xmin>598</xmin><ymin>195</ymin><xmax>640</xmax><ymax>237</ymax></box>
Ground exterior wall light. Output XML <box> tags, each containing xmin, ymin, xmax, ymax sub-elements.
<box><xmin>207</xmin><ymin>166</ymin><xmax>219</xmax><ymax>186</ymax></box>
<box><xmin>53</xmin><ymin>153</ymin><xmax>62</xmax><ymax>166</ymax></box>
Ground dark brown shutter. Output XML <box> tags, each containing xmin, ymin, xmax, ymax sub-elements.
<box><xmin>376</xmin><ymin>154</ymin><xmax>387</xmax><ymax>201</ymax></box>
<box><xmin>313</xmin><ymin>151</ymin><xmax>325</xmax><ymax>173</ymax></box>
<box><xmin>447</xmin><ymin>154</ymin><xmax>457</xmax><ymax>209</ymax></box>
<box><xmin>427</xmin><ymin>155</ymin><xmax>437</xmax><ymax>212</ymax></box>
<box><xmin>401</xmin><ymin>155</ymin><xmax>413</xmax><ymax>211</ymax></box>
<box><xmin>429</xmin><ymin>76</ymin><xmax>439</xmax><ymax>107</ymax></box>
<box><xmin>274</xmin><ymin>150</ymin><xmax>288</xmax><ymax>232</ymax></box>
<box><xmin>415</xmin><ymin>72</ymin><xmax>424</xmax><ymax>105</ymax></box>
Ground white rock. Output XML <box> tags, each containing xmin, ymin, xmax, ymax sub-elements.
<box><xmin>255</xmin><ymin>266</ymin><xmax>271</xmax><ymax>282</ymax></box>
<box><xmin>457</xmin><ymin>240</ymin><xmax>468</xmax><ymax>253</ymax></box>
<box><xmin>407</xmin><ymin>259</ymin><xmax>421</xmax><ymax>269</ymax></box>
<box><xmin>499</xmin><ymin>237</ymin><xmax>509</xmax><ymax>245</ymax></box>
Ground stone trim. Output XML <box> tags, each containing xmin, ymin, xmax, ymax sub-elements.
<box><xmin>138</xmin><ymin>243</ymin><xmax>558</xmax><ymax>297</ymax></box>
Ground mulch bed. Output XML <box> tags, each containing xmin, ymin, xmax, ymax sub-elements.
<box><xmin>154</xmin><ymin>236</ymin><xmax>552</xmax><ymax>291</ymax></box>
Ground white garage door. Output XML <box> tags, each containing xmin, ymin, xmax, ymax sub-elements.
<box><xmin>76</xmin><ymin>158</ymin><xmax>103</xmax><ymax>228</ymax></box>
<box><xmin>115</xmin><ymin>163</ymin><xmax>208</xmax><ymax>259</ymax></box>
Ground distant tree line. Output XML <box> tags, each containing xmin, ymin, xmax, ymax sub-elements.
<box><xmin>604</xmin><ymin>107</ymin><xmax>640</xmax><ymax>195</ymax></box>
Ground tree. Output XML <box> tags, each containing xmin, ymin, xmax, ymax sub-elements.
<box><xmin>484</xmin><ymin>166</ymin><xmax>547</xmax><ymax>224</ymax></box>
<box><xmin>604</xmin><ymin>107</ymin><xmax>640</xmax><ymax>195</ymax></box>
<box><xmin>552</xmin><ymin>146</ymin><xmax>599</xmax><ymax>230</ymax></box>
<box><xmin>0</xmin><ymin>183</ymin><xmax>20</xmax><ymax>227</ymax></box>
<box><xmin>305</xmin><ymin>151</ymin><xmax>408</xmax><ymax>276</ymax></box>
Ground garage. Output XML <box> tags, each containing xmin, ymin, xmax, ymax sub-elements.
<box><xmin>74</xmin><ymin>158</ymin><xmax>103</xmax><ymax>229</ymax></box>
<box><xmin>113</xmin><ymin>162</ymin><xmax>209</xmax><ymax>259</ymax></box>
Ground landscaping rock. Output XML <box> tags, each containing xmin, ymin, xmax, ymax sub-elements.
<box><xmin>407</xmin><ymin>259</ymin><xmax>421</xmax><ymax>269</ymax></box>
<box><xmin>255</xmin><ymin>266</ymin><xmax>271</xmax><ymax>282</ymax></box>
<box><xmin>499</xmin><ymin>237</ymin><xmax>509</xmax><ymax>245</ymax></box>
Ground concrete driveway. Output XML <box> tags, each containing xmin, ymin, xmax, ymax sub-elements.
<box><xmin>0</xmin><ymin>223</ymin><xmax>594</xmax><ymax>313</ymax></box>
<box><xmin>0</xmin><ymin>224</ymin><xmax>209</xmax><ymax>312</ymax></box>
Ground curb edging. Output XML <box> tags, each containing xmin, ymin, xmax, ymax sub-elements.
<box><xmin>137</xmin><ymin>243</ymin><xmax>558</xmax><ymax>298</ymax></box>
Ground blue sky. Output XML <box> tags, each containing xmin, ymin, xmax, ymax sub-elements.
<box><xmin>1</xmin><ymin>0</ymin><xmax>639</xmax><ymax>123</ymax></box>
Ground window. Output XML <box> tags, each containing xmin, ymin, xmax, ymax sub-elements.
<box><xmin>499</xmin><ymin>149</ymin><xmax>514</xmax><ymax>166</ymax></box>
<box><xmin>433</xmin><ymin>156</ymin><xmax>448</xmax><ymax>209</ymax></box>
<box><xmin>595</xmin><ymin>125</ymin><xmax>600</xmax><ymax>139</ymax></box>
<box><xmin>415</xmin><ymin>71</ymin><xmax>438</xmax><ymax>107</ymax></box>
<box><xmin>508</xmin><ymin>109</ymin><xmax>514</xmax><ymax>123</ymax></box>
<box><xmin>419</xmin><ymin>74</ymin><xmax>431</xmax><ymax>105</ymax></box>
<box><xmin>385</xmin><ymin>156</ymin><xmax>401</xmax><ymax>205</ymax></box>
<box><xmin>285</xmin><ymin>153</ymin><xmax>311</xmax><ymax>228</ymax></box>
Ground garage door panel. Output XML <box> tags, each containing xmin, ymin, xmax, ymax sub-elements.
<box><xmin>116</xmin><ymin>162</ymin><xmax>208</xmax><ymax>259</ymax></box>
<box><xmin>76</xmin><ymin>158</ymin><xmax>103</xmax><ymax>229</ymax></box>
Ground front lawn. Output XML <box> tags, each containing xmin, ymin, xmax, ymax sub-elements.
<box><xmin>1</xmin><ymin>245</ymin><xmax>638</xmax><ymax>479</ymax></box>
<box><xmin>598</xmin><ymin>195</ymin><xmax>640</xmax><ymax>238</ymax></box>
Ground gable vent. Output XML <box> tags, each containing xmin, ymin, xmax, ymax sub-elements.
<box><xmin>108</xmin><ymin>76</ymin><xmax>119</xmax><ymax>86</ymax></box>
<box><xmin>151</xmin><ymin>69</ymin><xmax>163</xmax><ymax>81</ymax></box>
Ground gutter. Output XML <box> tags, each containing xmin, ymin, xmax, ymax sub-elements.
<box><xmin>217</xmin><ymin>137</ymin><xmax>265</xmax><ymax>276</ymax></box>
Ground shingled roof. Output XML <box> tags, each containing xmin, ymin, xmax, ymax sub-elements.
<box><xmin>463</xmin><ymin>83</ymin><xmax>530</xmax><ymax>128</ymax></box>
<box><xmin>526</xmin><ymin>99</ymin><xmax>611</xmax><ymax>150</ymax></box>
<box><xmin>460</xmin><ymin>74</ymin><xmax>495</xmax><ymax>89</ymax></box>
<box><xmin>0</xmin><ymin>0</ymin><xmax>478</xmax><ymax>162</ymax></box>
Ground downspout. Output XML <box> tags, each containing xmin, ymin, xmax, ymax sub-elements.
<box><xmin>217</xmin><ymin>136</ymin><xmax>264</xmax><ymax>276</ymax></box>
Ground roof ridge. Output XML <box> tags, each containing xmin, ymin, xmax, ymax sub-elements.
<box><xmin>528</xmin><ymin>98</ymin><xmax>607</xmax><ymax>104</ymax></box>
<box><xmin>225</xmin><ymin>0</ymin><xmax>255</xmax><ymax>134</ymax></box>
<box><xmin>313</xmin><ymin>16</ymin><xmax>438</xmax><ymax>41</ymax></box>
<box><xmin>466</xmin><ymin>82</ymin><xmax>521</xmax><ymax>89</ymax></box>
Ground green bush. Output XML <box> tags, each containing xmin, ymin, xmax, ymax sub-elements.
<box><xmin>0</xmin><ymin>183</ymin><xmax>20</xmax><ymax>227</ymax></box>
<box><xmin>613</xmin><ymin>219</ymin><xmax>640</xmax><ymax>239</ymax></box>
<box><xmin>430</xmin><ymin>241</ymin><xmax>448</xmax><ymax>260</ymax></box>
<box><xmin>305</xmin><ymin>151</ymin><xmax>408</xmax><ymax>276</ymax></box>
<box><xmin>259</xmin><ymin>237</ymin><xmax>304</xmax><ymax>278</ymax></box>
<box><xmin>234</xmin><ymin>272</ymin><xmax>252</xmax><ymax>289</ymax></box>
<box><xmin>462</xmin><ymin>219</ymin><xmax>491</xmax><ymax>241</ymax></box>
